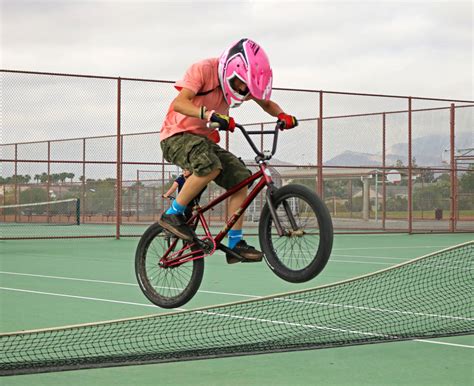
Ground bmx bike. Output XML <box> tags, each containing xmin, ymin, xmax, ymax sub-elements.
<box><xmin>135</xmin><ymin>122</ymin><xmax>333</xmax><ymax>308</ymax></box>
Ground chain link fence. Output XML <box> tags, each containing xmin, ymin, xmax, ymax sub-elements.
<box><xmin>1</xmin><ymin>70</ymin><xmax>472</xmax><ymax>239</ymax></box>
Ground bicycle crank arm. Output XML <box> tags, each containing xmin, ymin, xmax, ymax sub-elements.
<box><xmin>193</xmin><ymin>237</ymin><xmax>215</xmax><ymax>254</ymax></box>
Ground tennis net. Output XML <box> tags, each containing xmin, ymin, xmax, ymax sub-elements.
<box><xmin>0</xmin><ymin>241</ymin><xmax>472</xmax><ymax>375</ymax></box>
<box><xmin>0</xmin><ymin>198</ymin><xmax>80</xmax><ymax>225</ymax></box>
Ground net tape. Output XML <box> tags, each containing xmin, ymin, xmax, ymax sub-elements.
<box><xmin>0</xmin><ymin>199</ymin><xmax>80</xmax><ymax>231</ymax></box>
<box><xmin>1</xmin><ymin>241</ymin><xmax>472</xmax><ymax>375</ymax></box>
<box><xmin>0</xmin><ymin>198</ymin><xmax>78</xmax><ymax>210</ymax></box>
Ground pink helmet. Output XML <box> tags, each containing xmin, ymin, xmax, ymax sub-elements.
<box><xmin>218</xmin><ymin>38</ymin><xmax>273</xmax><ymax>108</ymax></box>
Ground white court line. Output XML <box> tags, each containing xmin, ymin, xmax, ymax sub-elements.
<box><xmin>333</xmin><ymin>245</ymin><xmax>467</xmax><ymax>251</ymax></box>
<box><xmin>197</xmin><ymin>309</ymin><xmax>391</xmax><ymax>338</ymax></box>
<box><xmin>0</xmin><ymin>286</ymin><xmax>185</xmax><ymax>311</ymax></box>
<box><xmin>0</xmin><ymin>271</ymin><xmax>259</xmax><ymax>299</ymax></box>
<box><xmin>0</xmin><ymin>271</ymin><xmax>137</xmax><ymax>287</ymax></box>
<box><xmin>3</xmin><ymin>271</ymin><xmax>470</xmax><ymax>323</ymax></box>
<box><xmin>413</xmin><ymin>339</ymin><xmax>474</xmax><ymax>348</ymax></box>
<box><xmin>332</xmin><ymin>254</ymin><xmax>407</xmax><ymax>260</ymax></box>
<box><xmin>332</xmin><ymin>260</ymin><xmax>393</xmax><ymax>265</ymax></box>
<box><xmin>277</xmin><ymin>298</ymin><xmax>473</xmax><ymax>321</ymax></box>
<box><xmin>1</xmin><ymin>286</ymin><xmax>472</xmax><ymax>349</ymax></box>
<box><xmin>3</xmin><ymin>245</ymin><xmax>463</xmax><ymax>262</ymax></box>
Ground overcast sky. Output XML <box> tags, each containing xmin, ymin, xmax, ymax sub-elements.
<box><xmin>1</xmin><ymin>0</ymin><xmax>472</xmax><ymax>100</ymax></box>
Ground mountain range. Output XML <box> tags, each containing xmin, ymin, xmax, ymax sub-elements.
<box><xmin>326</xmin><ymin>132</ymin><xmax>472</xmax><ymax>167</ymax></box>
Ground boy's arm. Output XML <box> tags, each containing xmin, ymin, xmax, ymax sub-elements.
<box><xmin>253</xmin><ymin>98</ymin><xmax>298</xmax><ymax>129</ymax></box>
<box><xmin>163</xmin><ymin>182</ymin><xmax>179</xmax><ymax>198</ymax></box>
<box><xmin>172</xmin><ymin>88</ymin><xmax>213</xmax><ymax>120</ymax></box>
<box><xmin>252</xmin><ymin>98</ymin><xmax>284</xmax><ymax>117</ymax></box>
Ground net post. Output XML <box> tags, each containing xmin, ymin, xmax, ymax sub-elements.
<box><xmin>76</xmin><ymin>199</ymin><xmax>81</xmax><ymax>225</ymax></box>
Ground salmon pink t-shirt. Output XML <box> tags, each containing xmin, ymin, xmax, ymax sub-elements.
<box><xmin>160</xmin><ymin>58</ymin><xmax>229</xmax><ymax>142</ymax></box>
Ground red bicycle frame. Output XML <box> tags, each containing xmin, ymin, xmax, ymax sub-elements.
<box><xmin>199</xmin><ymin>164</ymin><xmax>272</xmax><ymax>243</ymax></box>
<box><xmin>161</xmin><ymin>163</ymin><xmax>272</xmax><ymax>267</ymax></box>
<box><xmin>161</xmin><ymin>122</ymin><xmax>285</xmax><ymax>267</ymax></box>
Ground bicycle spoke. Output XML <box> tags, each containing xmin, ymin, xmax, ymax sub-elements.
<box><xmin>269</xmin><ymin>195</ymin><xmax>322</xmax><ymax>271</ymax></box>
<box><xmin>142</xmin><ymin>231</ymin><xmax>196</xmax><ymax>299</ymax></box>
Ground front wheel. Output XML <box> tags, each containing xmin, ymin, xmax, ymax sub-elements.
<box><xmin>259</xmin><ymin>184</ymin><xmax>333</xmax><ymax>283</ymax></box>
<box><xmin>135</xmin><ymin>222</ymin><xmax>204</xmax><ymax>308</ymax></box>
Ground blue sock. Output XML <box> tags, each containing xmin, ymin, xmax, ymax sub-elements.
<box><xmin>165</xmin><ymin>199</ymin><xmax>186</xmax><ymax>215</ymax></box>
<box><xmin>228</xmin><ymin>229</ymin><xmax>243</xmax><ymax>249</ymax></box>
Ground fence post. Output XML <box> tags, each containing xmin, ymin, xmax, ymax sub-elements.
<box><xmin>408</xmin><ymin>97</ymin><xmax>413</xmax><ymax>234</ymax></box>
<box><xmin>382</xmin><ymin>113</ymin><xmax>386</xmax><ymax>230</ymax></box>
<box><xmin>81</xmin><ymin>138</ymin><xmax>86</xmax><ymax>224</ymax></box>
<box><xmin>14</xmin><ymin>144</ymin><xmax>18</xmax><ymax>222</ymax></box>
<box><xmin>317</xmin><ymin>91</ymin><xmax>324</xmax><ymax>198</ymax></box>
<box><xmin>116</xmin><ymin>78</ymin><xmax>122</xmax><ymax>239</ymax></box>
<box><xmin>47</xmin><ymin>141</ymin><xmax>51</xmax><ymax>224</ymax></box>
<box><xmin>450</xmin><ymin>103</ymin><xmax>456</xmax><ymax>232</ymax></box>
<box><xmin>136</xmin><ymin>170</ymin><xmax>140</xmax><ymax>222</ymax></box>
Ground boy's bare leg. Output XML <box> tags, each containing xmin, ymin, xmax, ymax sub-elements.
<box><xmin>228</xmin><ymin>185</ymin><xmax>247</xmax><ymax>230</ymax></box>
<box><xmin>225</xmin><ymin>185</ymin><xmax>263</xmax><ymax>263</ymax></box>
<box><xmin>159</xmin><ymin>169</ymin><xmax>220</xmax><ymax>241</ymax></box>
<box><xmin>175</xmin><ymin>169</ymin><xmax>220</xmax><ymax>206</ymax></box>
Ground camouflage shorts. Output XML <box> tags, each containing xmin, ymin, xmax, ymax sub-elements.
<box><xmin>160</xmin><ymin>133</ymin><xmax>251</xmax><ymax>190</ymax></box>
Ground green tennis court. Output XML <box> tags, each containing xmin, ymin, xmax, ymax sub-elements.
<box><xmin>1</xmin><ymin>233</ymin><xmax>473</xmax><ymax>385</ymax></box>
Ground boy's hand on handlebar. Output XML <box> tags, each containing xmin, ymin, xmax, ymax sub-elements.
<box><xmin>277</xmin><ymin>113</ymin><xmax>298</xmax><ymax>130</ymax></box>
<box><xmin>209</xmin><ymin>112</ymin><xmax>236</xmax><ymax>132</ymax></box>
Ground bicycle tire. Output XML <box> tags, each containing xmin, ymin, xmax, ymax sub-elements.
<box><xmin>135</xmin><ymin>222</ymin><xmax>204</xmax><ymax>308</ymax></box>
<box><xmin>259</xmin><ymin>184</ymin><xmax>333</xmax><ymax>283</ymax></box>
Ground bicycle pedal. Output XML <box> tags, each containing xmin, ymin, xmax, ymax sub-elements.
<box><xmin>163</xmin><ymin>229</ymin><xmax>175</xmax><ymax>237</ymax></box>
<box><xmin>241</xmin><ymin>258</ymin><xmax>263</xmax><ymax>263</ymax></box>
<box><xmin>226</xmin><ymin>255</ymin><xmax>262</xmax><ymax>264</ymax></box>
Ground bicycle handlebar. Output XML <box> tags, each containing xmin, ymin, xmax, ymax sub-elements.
<box><xmin>208</xmin><ymin>121</ymin><xmax>284</xmax><ymax>161</ymax></box>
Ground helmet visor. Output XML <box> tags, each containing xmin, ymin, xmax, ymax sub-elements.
<box><xmin>229</xmin><ymin>74</ymin><xmax>250</xmax><ymax>98</ymax></box>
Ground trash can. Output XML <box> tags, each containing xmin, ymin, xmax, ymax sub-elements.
<box><xmin>435</xmin><ymin>208</ymin><xmax>443</xmax><ymax>220</ymax></box>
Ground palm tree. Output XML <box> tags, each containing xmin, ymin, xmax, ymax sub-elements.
<box><xmin>62</xmin><ymin>172</ymin><xmax>70</xmax><ymax>184</ymax></box>
<box><xmin>51</xmin><ymin>174</ymin><xmax>60</xmax><ymax>183</ymax></box>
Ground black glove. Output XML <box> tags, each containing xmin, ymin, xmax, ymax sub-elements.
<box><xmin>209</xmin><ymin>112</ymin><xmax>236</xmax><ymax>132</ymax></box>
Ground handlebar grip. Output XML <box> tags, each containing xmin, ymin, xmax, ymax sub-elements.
<box><xmin>276</xmin><ymin>120</ymin><xmax>285</xmax><ymax>130</ymax></box>
<box><xmin>207</xmin><ymin>122</ymin><xmax>221</xmax><ymax>129</ymax></box>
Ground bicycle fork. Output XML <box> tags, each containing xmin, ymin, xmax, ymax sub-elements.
<box><xmin>266</xmin><ymin>184</ymin><xmax>300</xmax><ymax>237</ymax></box>
<box><xmin>265</xmin><ymin>185</ymin><xmax>286</xmax><ymax>236</ymax></box>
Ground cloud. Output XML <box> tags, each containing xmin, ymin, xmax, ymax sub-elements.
<box><xmin>2</xmin><ymin>1</ymin><xmax>472</xmax><ymax>99</ymax></box>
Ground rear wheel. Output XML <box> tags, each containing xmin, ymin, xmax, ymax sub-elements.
<box><xmin>259</xmin><ymin>184</ymin><xmax>333</xmax><ymax>283</ymax></box>
<box><xmin>135</xmin><ymin>222</ymin><xmax>204</xmax><ymax>308</ymax></box>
